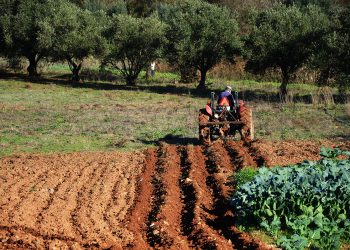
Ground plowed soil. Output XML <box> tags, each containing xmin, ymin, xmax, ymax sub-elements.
<box><xmin>1</xmin><ymin>139</ymin><xmax>348</xmax><ymax>249</ymax></box>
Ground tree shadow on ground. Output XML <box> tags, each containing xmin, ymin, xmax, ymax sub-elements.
<box><xmin>138</xmin><ymin>135</ymin><xmax>200</xmax><ymax>146</ymax></box>
<box><xmin>1</xmin><ymin>72</ymin><xmax>349</xmax><ymax>104</ymax></box>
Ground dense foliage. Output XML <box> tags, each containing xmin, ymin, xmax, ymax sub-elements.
<box><xmin>312</xmin><ymin>6</ymin><xmax>350</xmax><ymax>92</ymax></box>
<box><xmin>231</xmin><ymin>147</ymin><xmax>350</xmax><ymax>249</ymax></box>
<box><xmin>103</xmin><ymin>14</ymin><xmax>166</xmax><ymax>85</ymax></box>
<box><xmin>44</xmin><ymin>1</ymin><xmax>107</xmax><ymax>81</ymax></box>
<box><xmin>245</xmin><ymin>4</ymin><xmax>330</xmax><ymax>101</ymax></box>
<box><xmin>159</xmin><ymin>0</ymin><xmax>241</xmax><ymax>89</ymax></box>
<box><xmin>0</xmin><ymin>0</ymin><xmax>349</xmax><ymax>90</ymax></box>
<box><xmin>0</xmin><ymin>0</ymin><xmax>57</xmax><ymax>76</ymax></box>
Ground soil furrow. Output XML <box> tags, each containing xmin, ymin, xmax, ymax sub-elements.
<box><xmin>247</xmin><ymin>142</ymin><xmax>269</xmax><ymax>167</ymax></box>
<box><xmin>102</xmin><ymin>164</ymin><xmax>135</xmax><ymax>247</ymax></box>
<box><xmin>204</xmin><ymin>143</ymin><xmax>275</xmax><ymax>250</ymax></box>
<box><xmin>36</xmin><ymin>163</ymin><xmax>72</xmax><ymax>228</ymax></box>
<box><xmin>88</xmin><ymin>163</ymin><xmax>124</xmax><ymax>248</ymax></box>
<box><xmin>71</xmin><ymin>163</ymin><xmax>103</xmax><ymax>242</ymax></box>
<box><xmin>0</xmin><ymin>156</ymin><xmax>50</xmax><ymax>199</ymax></box>
<box><xmin>145</xmin><ymin>143</ymin><xmax>190</xmax><ymax>248</ymax></box>
<box><xmin>70</xmin><ymin>164</ymin><xmax>101</xmax><ymax>241</ymax></box>
<box><xmin>145</xmin><ymin>144</ymin><xmax>173</xmax><ymax>248</ymax></box>
<box><xmin>157</xmin><ymin>144</ymin><xmax>190</xmax><ymax>249</ymax></box>
<box><xmin>113</xmin><ymin>167</ymin><xmax>133</xmax><ymax>222</ymax></box>
<box><xmin>0</xmin><ymin>225</ymin><xmax>78</xmax><ymax>245</ymax></box>
<box><xmin>0</xmin><ymin>162</ymin><xmax>50</xmax><ymax>219</ymax></box>
<box><xmin>204</xmin><ymin>144</ymin><xmax>243</xmax><ymax>247</ymax></box>
<box><xmin>35</xmin><ymin>169</ymin><xmax>74</xmax><ymax>229</ymax></box>
<box><xmin>178</xmin><ymin>145</ymin><xmax>219</xmax><ymax>249</ymax></box>
<box><xmin>225</xmin><ymin>141</ymin><xmax>257</xmax><ymax>170</ymax></box>
<box><xmin>80</xmin><ymin>163</ymin><xmax>109</xmax><ymax>245</ymax></box>
<box><xmin>38</xmin><ymin>160</ymin><xmax>91</xmax><ymax>239</ymax></box>
<box><xmin>7</xmin><ymin>169</ymin><xmax>50</xmax><ymax>225</ymax></box>
<box><xmin>126</xmin><ymin>149</ymin><xmax>156</xmax><ymax>250</ymax></box>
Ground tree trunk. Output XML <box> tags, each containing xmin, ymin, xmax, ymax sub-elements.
<box><xmin>179</xmin><ymin>66</ymin><xmax>197</xmax><ymax>83</ymax></box>
<box><xmin>27</xmin><ymin>55</ymin><xmax>39</xmax><ymax>78</ymax></box>
<box><xmin>280</xmin><ymin>69</ymin><xmax>289</xmax><ymax>102</ymax></box>
<box><xmin>67</xmin><ymin>58</ymin><xmax>82</xmax><ymax>82</ymax></box>
<box><xmin>197</xmin><ymin>68</ymin><xmax>207</xmax><ymax>89</ymax></box>
<box><xmin>126</xmin><ymin>75</ymin><xmax>137</xmax><ymax>86</ymax></box>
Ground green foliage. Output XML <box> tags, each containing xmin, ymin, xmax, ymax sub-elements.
<box><xmin>245</xmin><ymin>4</ymin><xmax>330</xmax><ymax>100</ymax></box>
<box><xmin>42</xmin><ymin>0</ymin><xmax>108</xmax><ymax>81</ymax></box>
<box><xmin>83</xmin><ymin>0</ymin><xmax>127</xmax><ymax>15</ymax></box>
<box><xmin>231</xmin><ymin>148</ymin><xmax>350</xmax><ymax>249</ymax></box>
<box><xmin>159</xmin><ymin>0</ymin><xmax>241</xmax><ymax>88</ymax></box>
<box><xmin>230</xmin><ymin>166</ymin><xmax>258</xmax><ymax>189</ymax></box>
<box><xmin>283</xmin><ymin>0</ymin><xmax>334</xmax><ymax>9</ymax></box>
<box><xmin>0</xmin><ymin>0</ymin><xmax>57</xmax><ymax>76</ymax></box>
<box><xmin>103</xmin><ymin>14</ymin><xmax>166</xmax><ymax>85</ymax></box>
<box><xmin>312</xmin><ymin>6</ymin><xmax>350</xmax><ymax>93</ymax></box>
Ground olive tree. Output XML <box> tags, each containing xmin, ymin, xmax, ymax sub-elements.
<box><xmin>333</xmin><ymin>6</ymin><xmax>350</xmax><ymax>91</ymax></box>
<box><xmin>42</xmin><ymin>2</ymin><xmax>108</xmax><ymax>81</ymax></box>
<box><xmin>160</xmin><ymin>0</ymin><xmax>242</xmax><ymax>89</ymax></box>
<box><xmin>103</xmin><ymin>14</ymin><xmax>166</xmax><ymax>86</ymax></box>
<box><xmin>0</xmin><ymin>0</ymin><xmax>57</xmax><ymax>77</ymax></box>
<box><xmin>245</xmin><ymin>4</ymin><xmax>330</xmax><ymax>101</ymax></box>
<box><xmin>312</xmin><ymin>6</ymin><xmax>350</xmax><ymax>92</ymax></box>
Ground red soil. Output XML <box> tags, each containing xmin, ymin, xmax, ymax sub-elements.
<box><xmin>1</xmin><ymin>139</ymin><xmax>347</xmax><ymax>249</ymax></box>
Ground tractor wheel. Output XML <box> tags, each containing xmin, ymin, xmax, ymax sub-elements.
<box><xmin>198</xmin><ymin>111</ymin><xmax>211</xmax><ymax>145</ymax></box>
<box><xmin>240</xmin><ymin>106</ymin><xmax>254</xmax><ymax>142</ymax></box>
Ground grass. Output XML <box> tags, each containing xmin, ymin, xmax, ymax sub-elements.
<box><xmin>0</xmin><ymin>71</ymin><xmax>349</xmax><ymax>157</ymax></box>
<box><xmin>0</xmin><ymin>79</ymin><xmax>203</xmax><ymax>156</ymax></box>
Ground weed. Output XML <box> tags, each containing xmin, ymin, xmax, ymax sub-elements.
<box><xmin>230</xmin><ymin>166</ymin><xmax>257</xmax><ymax>189</ymax></box>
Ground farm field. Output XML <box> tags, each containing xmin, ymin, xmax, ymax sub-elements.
<box><xmin>0</xmin><ymin>75</ymin><xmax>350</xmax><ymax>249</ymax></box>
<box><xmin>1</xmin><ymin>140</ymin><xmax>349</xmax><ymax>249</ymax></box>
<box><xmin>1</xmin><ymin>0</ymin><xmax>350</xmax><ymax>248</ymax></box>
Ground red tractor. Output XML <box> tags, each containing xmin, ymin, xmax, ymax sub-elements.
<box><xmin>198</xmin><ymin>92</ymin><xmax>254</xmax><ymax>144</ymax></box>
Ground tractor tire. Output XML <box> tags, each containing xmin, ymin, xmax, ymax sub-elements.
<box><xmin>198</xmin><ymin>111</ymin><xmax>211</xmax><ymax>145</ymax></box>
<box><xmin>240</xmin><ymin>106</ymin><xmax>254</xmax><ymax>143</ymax></box>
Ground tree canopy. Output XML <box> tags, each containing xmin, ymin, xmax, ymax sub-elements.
<box><xmin>245</xmin><ymin>4</ymin><xmax>330</xmax><ymax>101</ymax></box>
<box><xmin>313</xmin><ymin>6</ymin><xmax>350</xmax><ymax>92</ymax></box>
<box><xmin>0</xmin><ymin>0</ymin><xmax>58</xmax><ymax>76</ymax></box>
<box><xmin>103</xmin><ymin>14</ymin><xmax>166</xmax><ymax>85</ymax></box>
<box><xmin>160</xmin><ymin>0</ymin><xmax>242</xmax><ymax>89</ymax></box>
<box><xmin>42</xmin><ymin>1</ymin><xmax>108</xmax><ymax>81</ymax></box>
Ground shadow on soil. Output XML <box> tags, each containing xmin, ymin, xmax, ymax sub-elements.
<box><xmin>1</xmin><ymin>72</ymin><xmax>349</xmax><ymax>103</ymax></box>
<box><xmin>139</xmin><ymin>135</ymin><xmax>200</xmax><ymax>146</ymax></box>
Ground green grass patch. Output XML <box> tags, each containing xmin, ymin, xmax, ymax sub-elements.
<box><xmin>0</xmin><ymin>76</ymin><xmax>349</xmax><ymax>157</ymax></box>
<box><xmin>230</xmin><ymin>166</ymin><xmax>258</xmax><ymax>189</ymax></box>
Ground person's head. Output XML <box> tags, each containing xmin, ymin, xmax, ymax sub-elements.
<box><xmin>225</xmin><ymin>86</ymin><xmax>232</xmax><ymax>93</ymax></box>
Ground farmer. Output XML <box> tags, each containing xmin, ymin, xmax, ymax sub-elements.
<box><xmin>218</xmin><ymin>86</ymin><xmax>235</xmax><ymax>109</ymax></box>
<box><xmin>150</xmin><ymin>62</ymin><xmax>156</xmax><ymax>77</ymax></box>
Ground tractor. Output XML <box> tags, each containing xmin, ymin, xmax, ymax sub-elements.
<box><xmin>198</xmin><ymin>91</ymin><xmax>254</xmax><ymax>144</ymax></box>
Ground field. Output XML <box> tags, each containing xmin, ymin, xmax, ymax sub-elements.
<box><xmin>2</xmin><ymin>140</ymin><xmax>349</xmax><ymax>249</ymax></box>
<box><xmin>0</xmin><ymin>72</ymin><xmax>350</xmax><ymax>249</ymax></box>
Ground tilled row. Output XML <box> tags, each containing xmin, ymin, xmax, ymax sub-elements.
<box><xmin>0</xmin><ymin>152</ymin><xmax>143</xmax><ymax>249</ymax></box>
<box><xmin>134</xmin><ymin>141</ymin><xmax>273</xmax><ymax>249</ymax></box>
<box><xmin>0</xmin><ymin>142</ymin><xmax>271</xmax><ymax>249</ymax></box>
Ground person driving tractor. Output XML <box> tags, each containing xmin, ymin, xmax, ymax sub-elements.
<box><xmin>218</xmin><ymin>86</ymin><xmax>236</xmax><ymax>110</ymax></box>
